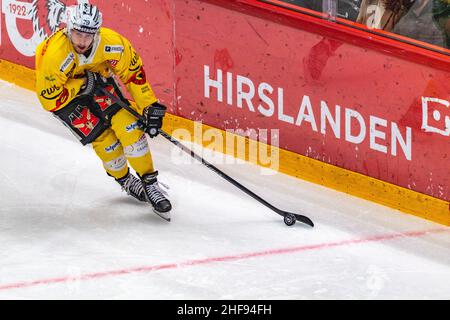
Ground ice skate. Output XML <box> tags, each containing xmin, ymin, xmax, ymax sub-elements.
<box><xmin>141</xmin><ymin>171</ymin><xmax>172</xmax><ymax>221</ymax></box>
<box><xmin>115</xmin><ymin>170</ymin><xmax>146</xmax><ymax>202</ymax></box>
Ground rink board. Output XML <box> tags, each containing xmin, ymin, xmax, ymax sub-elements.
<box><xmin>0</xmin><ymin>0</ymin><xmax>448</xmax><ymax>225</ymax></box>
<box><xmin>0</xmin><ymin>60</ymin><xmax>448</xmax><ymax>226</ymax></box>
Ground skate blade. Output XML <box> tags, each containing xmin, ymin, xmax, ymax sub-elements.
<box><xmin>153</xmin><ymin>208</ymin><xmax>171</xmax><ymax>222</ymax></box>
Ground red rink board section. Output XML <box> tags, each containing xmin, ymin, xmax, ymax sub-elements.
<box><xmin>173</xmin><ymin>0</ymin><xmax>449</xmax><ymax>201</ymax></box>
<box><xmin>0</xmin><ymin>0</ymin><xmax>449</xmax><ymax>202</ymax></box>
<box><xmin>0</xmin><ymin>0</ymin><xmax>174</xmax><ymax>107</ymax></box>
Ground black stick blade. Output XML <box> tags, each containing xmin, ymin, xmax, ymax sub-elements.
<box><xmin>277</xmin><ymin>209</ymin><xmax>314</xmax><ymax>228</ymax></box>
<box><xmin>294</xmin><ymin>213</ymin><xmax>314</xmax><ymax>227</ymax></box>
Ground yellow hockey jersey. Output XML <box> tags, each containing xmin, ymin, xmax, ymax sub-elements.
<box><xmin>35</xmin><ymin>27</ymin><xmax>158</xmax><ymax>113</ymax></box>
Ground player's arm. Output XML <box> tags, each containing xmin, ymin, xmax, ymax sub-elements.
<box><xmin>108</xmin><ymin>35</ymin><xmax>166</xmax><ymax>137</ymax></box>
<box><xmin>35</xmin><ymin>54</ymin><xmax>84</xmax><ymax>112</ymax></box>
<box><xmin>108</xmin><ymin>36</ymin><xmax>158</xmax><ymax>114</ymax></box>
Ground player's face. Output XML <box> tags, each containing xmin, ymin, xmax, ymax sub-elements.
<box><xmin>70</xmin><ymin>30</ymin><xmax>95</xmax><ymax>54</ymax></box>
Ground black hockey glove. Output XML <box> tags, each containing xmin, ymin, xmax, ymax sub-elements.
<box><xmin>79</xmin><ymin>71</ymin><xmax>107</xmax><ymax>96</ymax></box>
<box><xmin>139</xmin><ymin>102</ymin><xmax>167</xmax><ymax>138</ymax></box>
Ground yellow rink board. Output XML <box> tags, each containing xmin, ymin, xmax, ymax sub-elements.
<box><xmin>1</xmin><ymin>59</ymin><xmax>448</xmax><ymax>226</ymax></box>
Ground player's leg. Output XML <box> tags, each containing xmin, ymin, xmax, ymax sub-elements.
<box><xmin>111</xmin><ymin>108</ymin><xmax>172</xmax><ymax>215</ymax></box>
<box><xmin>91</xmin><ymin>128</ymin><xmax>146</xmax><ymax>201</ymax></box>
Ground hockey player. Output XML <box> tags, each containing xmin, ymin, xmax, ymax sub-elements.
<box><xmin>35</xmin><ymin>1</ymin><xmax>172</xmax><ymax>220</ymax></box>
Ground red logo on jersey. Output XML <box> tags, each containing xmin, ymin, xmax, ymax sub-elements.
<box><xmin>71</xmin><ymin>107</ymin><xmax>99</xmax><ymax>137</ymax></box>
<box><xmin>126</xmin><ymin>67</ymin><xmax>147</xmax><ymax>85</ymax></box>
<box><xmin>56</xmin><ymin>88</ymin><xmax>70</xmax><ymax>108</ymax></box>
<box><xmin>108</xmin><ymin>60</ymin><xmax>119</xmax><ymax>68</ymax></box>
<box><xmin>94</xmin><ymin>86</ymin><xmax>118</xmax><ymax>111</ymax></box>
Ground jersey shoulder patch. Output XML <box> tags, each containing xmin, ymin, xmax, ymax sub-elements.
<box><xmin>104</xmin><ymin>45</ymin><xmax>124</xmax><ymax>53</ymax></box>
<box><xmin>37</xmin><ymin>31</ymin><xmax>76</xmax><ymax>76</ymax></box>
<box><xmin>99</xmin><ymin>28</ymin><xmax>126</xmax><ymax>55</ymax></box>
<box><xmin>59</xmin><ymin>52</ymin><xmax>76</xmax><ymax>73</ymax></box>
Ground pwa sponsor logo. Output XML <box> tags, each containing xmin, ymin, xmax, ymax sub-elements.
<box><xmin>421</xmin><ymin>97</ymin><xmax>449</xmax><ymax>137</ymax></box>
<box><xmin>41</xmin><ymin>84</ymin><xmax>61</xmax><ymax>100</ymax></box>
<box><xmin>126</xmin><ymin>121</ymin><xmax>140</xmax><ymax>132</ymax></box>
<box><xmin>105</xmin><ymin>140</ymin><xmax>121</xmax><ymax>153</ymax></box>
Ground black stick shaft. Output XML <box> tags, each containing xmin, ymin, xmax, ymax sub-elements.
<box><xmin>160</xmin><ymin>131</ymin><xmax>314</xmax><ymax>227</ymax></box>
<box><xmin>160</xmin><ymin>130</ymin><xmax>313</xmax><ymax>227</ymax></box>
<box><xmin>101</xmin><ymin>88</ymin><xmax>313</xmax><ymax>227</ymax></box>
<box><xmin>159</xmin><ymin>130</ymin><xmax>280</xmax><ymax>213</ymax></box>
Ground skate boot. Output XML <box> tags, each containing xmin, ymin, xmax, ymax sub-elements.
<box><xmin>115</xmin><ymin>170</ymin><xmax>146</xmax><ymax>202</ymax></box>
<box><xmin>141</xmin><ymin>171</ymin><xmax>172</xmax><ymax>221</ymax></box>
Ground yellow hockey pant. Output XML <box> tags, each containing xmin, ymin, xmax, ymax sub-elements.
<box><xmin>91</xmin><ymin>108</ymin><xmax>154</xmax><ymax>179</ymax></box>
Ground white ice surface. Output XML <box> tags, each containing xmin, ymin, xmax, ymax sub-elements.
<box><xmin>0</xmin><ymin>79</ymin><xmax>449</xmax><ymax>300</ymax></box>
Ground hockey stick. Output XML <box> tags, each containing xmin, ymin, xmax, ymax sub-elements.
<box><xmin>157</xmin><ymin>130</ymin><xmax>314</xmax><ymax>227</ymax></box>
<box><xmin>101</xmin><ymin>88</ymin><xmax>314</xmax><ymax>227</ymax></box>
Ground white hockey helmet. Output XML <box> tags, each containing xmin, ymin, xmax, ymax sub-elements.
<box><xmin>67</xmin><ymin>1</ymin><xmax>102</xmax><ymax>35</ymax></box>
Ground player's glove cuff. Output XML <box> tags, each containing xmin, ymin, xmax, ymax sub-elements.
<box><xmin>79</xmin><ymin>71</ymin><xmax>106</xmax><ymax>96</ymax></box>
<box><xmin>139</xmin><ymin>102</ymin><xmax>167</xmax><ymax>138</ymax></box>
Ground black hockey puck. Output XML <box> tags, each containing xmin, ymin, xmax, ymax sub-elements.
<box><xmin>284</xmin><ymin>213</ymin><xmax>296</xmax><ymax>226</ymax></box>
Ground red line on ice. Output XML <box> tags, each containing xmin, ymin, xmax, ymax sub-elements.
<box><xmin>0</xmin><ymin>228</ymin><xmax>447</xmax><ymax>292</ymax></box>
